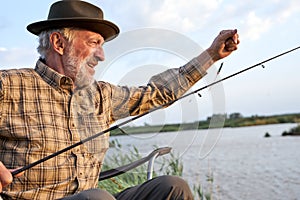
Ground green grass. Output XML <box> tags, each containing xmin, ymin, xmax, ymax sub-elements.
<box><xmin>110</xmin><ymin>113</ymin><xmax>300</xmax><ymax>136</ymax></box>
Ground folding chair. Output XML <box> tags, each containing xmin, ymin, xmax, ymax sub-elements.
<box><xmin>99</xmin><ymin>146</ymin><xmax>172</xmax><ymax>181</ymax></box>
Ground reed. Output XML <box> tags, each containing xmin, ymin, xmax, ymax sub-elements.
<box><xmin>98</xmin><ymin>139</ymin><xmax>214</xmax><ymax>199</ymax></box>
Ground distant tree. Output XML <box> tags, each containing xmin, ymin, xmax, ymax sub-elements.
<box><xmin>229</xmin><ymin>112</ymin><xmax>243</xmax><ymax>119</ymax></box>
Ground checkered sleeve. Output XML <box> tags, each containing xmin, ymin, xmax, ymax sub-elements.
<box><xmin>110</xmin><ymin>56</ymin><xmax>212</xmax><ymax>121</ymax></box>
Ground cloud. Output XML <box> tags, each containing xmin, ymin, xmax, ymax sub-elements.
<box><xmin>276</xmin><ymin>0</ymin><xmax>300</xmax><ymax>22</ymax></box>
<box><xmin>147</xmin><ymin>0</ymin><xmax>221</xmax><ymax>32</ymax></box>
<box><xmin>238</xmin><ymin>0</ymin><xmax>300</xmax><ymax>40</ymax></box>
<box><xmin>0</xmin><ymin>47</ymin><xmax>7</xmax><ymax>52</ymax></box>
<box><xmin>242</xmin><ymin>11</ymin><xmax>272</xmax><ymax>40</ymax></box>
<box><xmin>97</xmin><ymin>0</ymin><xmax>299</xmax><ymax>42</ymax></box>
<box><xmin>0</xmin><ymin>48</ymin><xmax>38</xmax><ymax>69</ymax></box>
<box><xmin>98</xmin><ymin>0</ymin><xmax>223</xmax><ymax>33</ymax></box>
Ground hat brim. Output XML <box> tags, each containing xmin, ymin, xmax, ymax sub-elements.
<box><xmin>27</xmin><ymin>18</ymin><xmax>120</xmax><ymax>41</ymax></box>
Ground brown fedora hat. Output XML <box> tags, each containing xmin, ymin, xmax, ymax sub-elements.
<box><xmin>27</xmin><ymin>0</ymin><xmax>120</xmax><ymax>41</ymax></box>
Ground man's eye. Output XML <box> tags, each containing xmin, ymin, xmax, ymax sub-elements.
<box><xmin>89</xmin><ymin>40</ymin><xmax>102</xmax><ymax>46</ymax></box>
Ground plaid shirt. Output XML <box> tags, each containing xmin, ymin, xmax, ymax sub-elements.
<box><xmin>0</xmin><ymin>57</ymin><xmax>208</xmax><ymax>199</ymax></box>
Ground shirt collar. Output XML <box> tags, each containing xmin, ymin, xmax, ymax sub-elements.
<box><xmin>34</xmin><ymin>59</ymin><xmax>74</xmax><ymax>92</ymax></box>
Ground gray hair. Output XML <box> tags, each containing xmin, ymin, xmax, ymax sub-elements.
<box><xmin>37</xmin><ymin>28</ymin><xmax>78</xmax><ymax>59</ymax></box>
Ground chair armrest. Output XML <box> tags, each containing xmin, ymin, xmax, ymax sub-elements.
<box><xmin>99</xmin><ymin>147</ymin><xmax>172</xmax><ymax>181</ymax></box>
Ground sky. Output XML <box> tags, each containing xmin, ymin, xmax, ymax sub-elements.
<box><xmin>0</xmin><ymin>0</ymin><xmax>299</xmax><ymax>126</ymax></box>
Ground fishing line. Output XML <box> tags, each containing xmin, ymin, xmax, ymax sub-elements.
<box><xmin>11</xmin><ymin>45</ymin><xmax>300</xmax><ymax>176</ymax></box>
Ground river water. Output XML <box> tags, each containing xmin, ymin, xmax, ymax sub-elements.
<box><xmin>108</xmin><ymin>123</ymin><xmax>300</xmax><ymax>200</ymax></box>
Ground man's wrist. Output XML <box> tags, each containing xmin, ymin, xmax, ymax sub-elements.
<box><xmin>205</xmin><ymin>48</ymin><xmax>220</xmax><ymax>62</ymax></box>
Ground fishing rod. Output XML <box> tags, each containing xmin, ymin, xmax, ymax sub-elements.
<box><xmin>11</xmin><ymin>45</ymin><xmax>300</xmax><ymax>176</ymax></box>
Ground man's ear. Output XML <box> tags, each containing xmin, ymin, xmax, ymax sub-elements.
<box><xmin>50</xmin><ymin>32</ymin><xmax>65</xmax><ymax>55</ymax></box>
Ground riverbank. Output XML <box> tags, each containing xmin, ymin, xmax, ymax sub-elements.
<box><xmin>108</xmin><ymin>123</ymin><xmax>300</xmax><ymax>200</ymax></box>
<box><xmin>110</xmin><ymin>113</ymin><xmax>300</xmax><ymax>136</ymax></box>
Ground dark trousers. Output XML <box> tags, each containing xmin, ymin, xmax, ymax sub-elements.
<box><xmin>61</xmin><ymin>175</ymin><xmax>194</xmax><ymax>200</ymax></box>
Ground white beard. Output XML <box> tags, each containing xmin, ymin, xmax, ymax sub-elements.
<box><xmin>64</xmin><ymin>52</ymin><xmax>95</xmax><ymax>90</ymax></box>
<box><xmin>74</xmin><ymin>63</ymin><xmax>95</xmax><ymax>89</ymax></box>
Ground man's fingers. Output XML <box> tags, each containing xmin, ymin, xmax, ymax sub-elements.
<box><xmin>0</xmin><ymin>162</ymin><xmax>24</xmax><ymax>192</ymax></box>
<box><xmin>9</xmin><ymin>168</ymin><xmax>25</xmax><ymax>178</ymax></box>
<box><xmin>219</xmin><ymin>29</ymin><xmax>238</xmax><ymax>41</ymax></box>
<box><xmin>0</xmin><ymin>162</ymin><xmax>13</xmax><ymax>189</ymax></box>
<box><xmin>224</xmin><ymin>31</ymin><xmax>239</xmax><ymax>52</ymax></box>
<box><xmin>232</xmin><ymin>33</ymin><xmax>239</xmax><ymax>44</ymax></box>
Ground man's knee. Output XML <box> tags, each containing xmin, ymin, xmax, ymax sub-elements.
<box><xmin>155</xmin><ymin>175</ymin><xmax>193</xmax><ymax>199</ymax></box>
<box><xmin>114</xmin><ymin>176</ymin><xmax>193</xmax><ymax>200</ymax></box>
<box><xmin>157</xmin><ymin>175</ymin><xmax>187</xmax><ymax>185</ymax></box>
<box><xmin>61</xmin><ymin>189</ymin><xmax>116</xmax><ymax>200</ymax></box>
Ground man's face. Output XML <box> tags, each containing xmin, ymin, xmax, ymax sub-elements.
<box><xmin>63</xmin><ymin>30</ymin><xmax>105</xmax><ymax>89</ymax></box>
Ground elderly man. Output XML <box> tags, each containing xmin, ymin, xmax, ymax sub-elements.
<box><xmin>0</xmin><ymin>0</ymin><xmax>239</xmax><ymax>199</ymax></box>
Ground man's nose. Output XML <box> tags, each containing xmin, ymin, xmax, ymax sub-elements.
<box><xmin>95</xmin><ymin>46</ymin><xmax>105</xmax><ymax>61</ymax></box>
